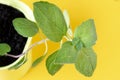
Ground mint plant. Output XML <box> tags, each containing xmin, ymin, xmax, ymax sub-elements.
<box><xmin>0</xmin><ymin>1</ymin><xmax>97</xmax><ymax>77</ymax></box>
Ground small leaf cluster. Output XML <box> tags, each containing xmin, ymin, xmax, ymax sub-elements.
<box><xmin>46</xmin><ymin>19</ymin><xmax>97</xmax><ymax>76</ymax></box>
<box><xmin>0</xmin><ymin>1</ymin><xmax>97</xmax><ymax>77</ymax></box>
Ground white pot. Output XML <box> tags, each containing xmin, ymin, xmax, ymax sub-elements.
<box><xmin>0</xmin><ymin>0</ymin><xmax>34</xmax><ymax>80</ymax></box>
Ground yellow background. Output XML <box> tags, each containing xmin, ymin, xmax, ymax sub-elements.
<box><xmin>20</xmin><ymin>0</ymin><xmax>120</xmax><ymax>80</ymax></box>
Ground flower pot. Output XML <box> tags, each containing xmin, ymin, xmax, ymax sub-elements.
<box><xmin>0</xmin><ymin>0</ymin><xmax>34</xmax><ymax>80</ymax></box>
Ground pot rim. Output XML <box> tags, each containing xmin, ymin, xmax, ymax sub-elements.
<box><xmin>0</xmin><ymin>0</ymin><xmax>34</xmax><ymax>69</ymax></box>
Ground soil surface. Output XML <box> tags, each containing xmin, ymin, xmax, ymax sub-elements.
<box><xmin>0</xmin><ymin>4</ymin><xmax>27</xmax><ymax>67</ymax></box>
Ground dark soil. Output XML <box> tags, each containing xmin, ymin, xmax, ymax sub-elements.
<box><xmin>0</xmin><ymin>4</ymin><xmax>27</xmax><ymax>67</ymax></box>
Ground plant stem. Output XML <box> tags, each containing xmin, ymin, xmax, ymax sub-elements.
<box><xmin>67</xmin><ymin>26</ymin><xmax>73</xmax><ymax>37</ymax></box>
<box><xmin>6</xmin><ymin>38</ymin><xmax>49</xmax><ymax>58</ymax></box>
<box><xmin>43</xmin><ymin>39</ymin><xmax>48</xmax><ymax>56</ymax></box>
<box><xmin>64</xmin><ymin>33</ymin><xmax>72</xmax><ymax>41</ymax></box>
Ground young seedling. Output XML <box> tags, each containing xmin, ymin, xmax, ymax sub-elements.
<box><xmin>0</xmin><ymin>1</ymin><xmax>97</xmax><ymax>77</ymax></box>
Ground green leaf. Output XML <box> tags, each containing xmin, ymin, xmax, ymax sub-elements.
<box><xmin>33</xmin><ymin>1</ymin><xmax>67</xmax><ymax>42</ymax></box>
<box><xmin>74</xmin><ymin>19</ymin><xmax>97</xmax><ymax>47</ymax></box>
<box><xmin>0</xmin><ymin>43</ymin><xmax>11</xmax><ymax>56</ymax></box>
<box><xmin>32</xmin><ymin>56</ymin><xmax>45</xmax><ymax>67</ymax></box>
<box><xmin>75</xmin><ymin>41</ymin><xmax>83</xmax><ymax>51</ymax></box>
<box><xmin>75</xmin><ymin>48</ymin><xmax>97</xmax><ymax>77</ymax></box>
<box><xmin>72</xmin><ymin>37</ymin><xmax>80</xmax><ymax>45</ymax></box>
<box><xmin>72</xmin><ymin>38</ymin><xmax>83</xmax><ymax>51</ymax></box>
<box><xmin>46</xmin><ymin>51</ymin><xmax>63</xmax><ymax>75</ymax></box>
<box><xmin>13</xmin><ymin>18</ymin><xmax>39</xmax><ymax>37</ymax></box>
<box><xmin>55</xmin><ymin>41</ymin><xmax>78</xmax><ymax>64</ymax></box>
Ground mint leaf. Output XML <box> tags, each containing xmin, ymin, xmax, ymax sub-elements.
<box><xmin>46</xmin><ymin>51</ymin><xmax>63</xmax><ymax>75</ymax></box>
<box><xmin>13</xmin><ymin>18</ymin><xmax>39</xmax><ymax>37</ymax></box>
<box><xmin>75</xmin><ymin>48</ymin><xmax>97</xmax><ymax>77</ymax></box>
<box><xmin>0</xmin><ymin>43</ymin><xmax>11</xmax><ymax>56</ymax></box>
<box><xmin>72</xmin><ymin>38</ymin><xmax>83</xmax><ymax>51</ymax></box>
<box><xmin>32</xmin><ymin>56</ymin><xmax>45</xmax><ymax>67</ymax></box>
<box><xmin>33</xmin><ymin>1</ymin><xmax>67</xmax><ymax>42</ymax></box>
<box><xmin>72</xmin><ymin>37</ymin><xmax>80</xmax><ymax>45</ymax></box>
<box><xmin>74</xmin><ymin>19</ymin><xmax>97</xmax><ymax>47</ymax></box>
<box><xmin>75</xmin><ymin>41</ymin><xmax>83</xmax><ymax>51</ymax></box>
<box><xmin>55</xmin><ymin>41</ymin><xmax>78</xmax><ymax>64</ymax></box>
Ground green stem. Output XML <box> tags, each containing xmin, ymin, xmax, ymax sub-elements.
<box><xmin>6</xmin><ymin>38</ymin><xmax>49</xmax><ymax>58</ymax></box>
<box><xmin>43</xmin><ymin>39</ymin><xmax>48</xmax><ymax>56</ymax></box>
<box><xmin>65</xmin><ymin>33</ymin><xmax>72</xmax><ymax>41</ymax></box>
